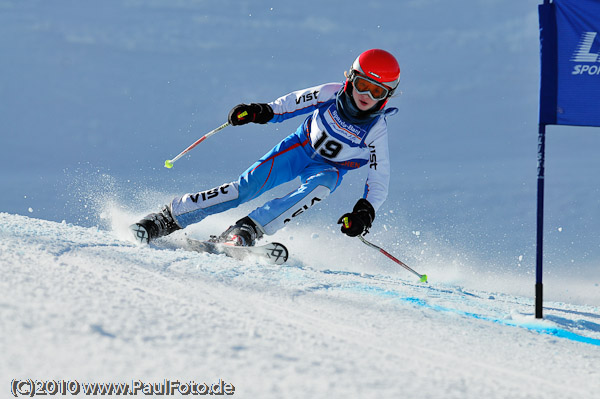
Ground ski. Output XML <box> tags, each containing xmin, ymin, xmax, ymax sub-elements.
<box><xmin>184</xmin><ymin>238</ymin><xmax>289</xmax><ymax>265</ymax></box>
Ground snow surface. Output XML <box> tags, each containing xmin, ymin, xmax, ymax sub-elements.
<box><xmin>2</xmin><ymin>212</ymin><xmax>600</xmax><ymax>398</ymax></box>
<box><xmin>1</xmin><ymin>0</ymin><xmax>600</xmax><ymax>398</ymax></box>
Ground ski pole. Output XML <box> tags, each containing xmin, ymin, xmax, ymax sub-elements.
<box><xmin>358</xmin><ymin>235</ymin><xmax>428</xmax><ymax>282</ymax></box>
<box><xmin>342</xmin><ymin>217</ymin><xmax>427</xmax><ymax>282</ymax></box>
<box><xmin>164</xmin><ymin>118</ymin><xmax>239</xmax><ymax>168</ymax></box>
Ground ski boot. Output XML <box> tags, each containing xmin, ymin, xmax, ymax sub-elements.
<box><xmin>211</xmin><ymin>216</ymin><xmax>263</xmax><ymax>247</ymax></box>
<box><xmin>129</xmin><ymin>205</ymin><xmax>181</xmax><ymax>244</ymax></box>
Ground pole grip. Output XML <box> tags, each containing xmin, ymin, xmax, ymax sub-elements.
<box><xmin>342</xmin><ymin>216</ymin><xmax>351</xmax><ymax>229</ymax></box>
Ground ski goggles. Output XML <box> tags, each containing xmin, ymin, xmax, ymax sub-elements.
<box><xmin>351</xmin><ymin>74</ymin><xmax>391</xmax><ymax>100</ymax></box>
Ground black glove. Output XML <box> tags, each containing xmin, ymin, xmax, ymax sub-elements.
<box><xmin>228</xmin><ymin>103</ymin><xmax>274</xmax><ymax>126</ymax></box>
<box><xmin>337</xmin><ymin>198</ymin><xmax>375</xmax><ymax>237</ymax></box>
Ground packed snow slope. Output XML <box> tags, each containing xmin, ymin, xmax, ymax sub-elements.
<box><xmin>2</xmin><ymin>1</ymin><xmax>600</xmax><ymax>398</ymax></box>
<box><xmin>1</xmin><ymin>212</ymin><xmax>600</xmax><ymax>399</ymax></box>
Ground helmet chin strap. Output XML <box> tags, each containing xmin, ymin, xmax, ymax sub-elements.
<box><xmin>376</xmin><ymin>98</ymin><xmax>389</xmax><ymax>111</ymax></box>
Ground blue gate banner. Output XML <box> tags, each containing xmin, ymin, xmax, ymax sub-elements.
<box><xmin>539</xmin><ymin>0</ymin><xmax>600</xmax><ymax>126</ymax></box>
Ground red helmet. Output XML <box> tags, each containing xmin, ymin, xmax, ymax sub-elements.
<box><xmin>349</xmin><ymin>49</ymin><xmax>400</xmax><ymax>95</ymax></box>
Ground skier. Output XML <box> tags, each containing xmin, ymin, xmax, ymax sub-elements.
<box><xmin>130</xmin><ymin>49</ymin><xmax>400</xmax><ymax>248</ymax></box>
